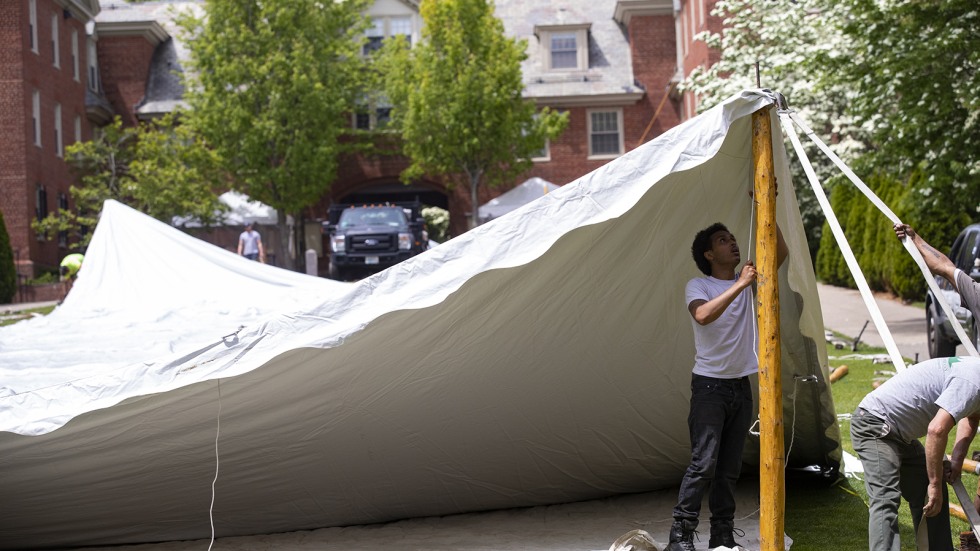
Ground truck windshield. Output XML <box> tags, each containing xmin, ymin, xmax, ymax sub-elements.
<box><xmin>339</xmin><ymin>208</ymin><xmax>407</xmax><ymax>228</ymax></box>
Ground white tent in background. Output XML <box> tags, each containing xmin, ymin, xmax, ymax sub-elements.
<box><xmin>478</xmin><ymin>176</ymin><xmax>559</xmax><ymax>222</ymax></box>
<box><xmin>0</xmin><ymin>91</ymin><xmax>839</xmax><ymax>550</ymax></box>
<box><xmin>172</xmin><ymin>190</ymin><xmax>279</xmax><ymax>228</ymax></box>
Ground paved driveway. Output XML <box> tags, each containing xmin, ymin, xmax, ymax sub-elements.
<box><xmin>816</xmin><ymin>282</ymin><xmax>971</xmax><ymax>363</ymax></box>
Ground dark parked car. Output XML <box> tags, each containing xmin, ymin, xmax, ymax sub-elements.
<box><xmin>926</xmin><ymin>223</ymin><xmax>980</xmax><ymax>357</ymax></box>
<box><xmin>324</xmin><ymin>202</ymin><xmax>427</xmax><ymax>281</ymax></box>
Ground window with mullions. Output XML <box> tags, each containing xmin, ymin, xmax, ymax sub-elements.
<box><xmin>35</xmin><ymin>185</ymin><xmax>48</xmax><ymax>241</ymax></box>
<box><xmin>353</xmin><ymin>105</ymin><xmax>393</xmax><ymax>130</ymax></box>
<box><xmin>362</xmin><ymin>15</ymin><xmax>412</xmax><ymax>56</ymax></box>
<box><xmin>550</xmin><ymin>33</ymin><xmax>578</xmax><ymax>70</ymax></box>
<box><xmin>29</xmin><ymin>0</ymin><xmax>38</xmax><ymax>53</ymax></box>
<box><xmin>588</xmin><ymin>109</ymin><xmax>622</xmax><ymax>158</ymax></box>
<box><xmin>51</xmin><ymin>13</ymin><xmax>60</xmax><ymax>68</ymax></box>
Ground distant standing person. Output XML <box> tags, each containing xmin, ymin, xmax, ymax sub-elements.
<box><xmin>238</xmin><ymin>222</ymin><xmax>265</xmax><ymax>262</ymax></box>
<box><xmin>59</xmin><ymin>252</ymin><xmax>84</xmax><ymax>302</ymax></box>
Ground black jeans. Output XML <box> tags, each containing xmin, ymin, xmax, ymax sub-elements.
<box><xmin>672</xmin><ymin>373</ymin><xmax>754</xmax><ymax>523</ymax></box>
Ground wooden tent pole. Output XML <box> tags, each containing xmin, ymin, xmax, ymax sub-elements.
<box><xmin>752</xmin><ymin>105</ymin><xmax>785</xmax><ymax>551</ymax></box>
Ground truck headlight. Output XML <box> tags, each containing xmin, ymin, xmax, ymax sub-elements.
<box><xmin>331</xmin><ymin>235</ymin><xmax>346</xmax><ymax>253</ymax></box>
<box><xmin>398</xmin><ymin>232</ymin><xmax>412</xmax><ymax>250</ymax></box>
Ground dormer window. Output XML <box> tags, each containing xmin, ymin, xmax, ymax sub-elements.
<box><xmin>536</xmin><ymin>24</ymin><xmax>590</xmax><ymax>72</ymax></box>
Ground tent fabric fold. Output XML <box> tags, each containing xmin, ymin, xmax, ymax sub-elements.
<box><xmin>0</xmin><ymin>90</ymin><xmax>840</xmax><ymax>550</ymax></box>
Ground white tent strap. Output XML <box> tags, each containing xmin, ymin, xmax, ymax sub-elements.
<box><xmin>784</xmin><ymin>111</ymin><xmax>978</xmax><ymax>359</ymax></box>
<box><xmin>777</xmin><ymin>113</ymin><xmax>907</xmax><ymax>371</ymax></box>
<box><xmin>785</xmin><ymin>112</ymin><xmax>900</xmax><ymax>224</ymax></box>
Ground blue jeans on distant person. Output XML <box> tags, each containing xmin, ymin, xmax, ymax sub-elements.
<box><xmin>672</xmin><ymin>373</ymin><xmax>754</xmax><ymax>524</ymax></box>
<box><xmin>244</xmin><ymin>252</ymin><xmax>259</xmax><ymax>261</ymax></box>
<box><xmin>851</xmin><ymin>407</ymin><xmax>952</xmax><ymax>551</ymax></box>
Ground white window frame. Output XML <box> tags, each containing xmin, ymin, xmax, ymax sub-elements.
<box><xmin>71</xmin><ymin>29</ymin><xmax>79</xmax><ymax>81</ymax></box>
<box><xmin>74</xmin><ymin>115</ymin><xmax>82</xmax><ymax>143</ymax></box>
<box><xmin>51</xmin><ymin>13</ymin><xmax>60</xmax><ymax>68</ymax></box>
<box><xmin>54</xmin><ymin>103</ymin><xmax>63</xmax><ymax>157</ymax></box>
<box><xmin>32</xmin><ymin>90</ymin><xmax>41</xmax><ymax>147</ymax></box>
<box><xmin>35</xmin><ymin>184</ymin><xmax>48</xmax><ymax>230</ymax></box>
<box><xmin>362</xmin><ymin>15</ymin><xmax>414</xmax><ymax>56</ymax></box>
<box><xmin>87</xmin><ymin>38</ymin><xmax>99</xmax><ymax>92</ymax></box>
<box><xmin>536</xmin><ymin>24</ymin><xmax>590</xmax><ymax>72</ymax></box>
<box><xmin>531</xmin><ymin>138</ymin><xmax>551</xmax><ymax>162</ymax></box>
<box><xmin>587</xmin><ymin>108</ymin><xmax>623</xmax><ymax>159</ymax></box>
<box><xmin>29</xmin><ymin>0</ymin><xmax>38</xmax><ymax>53</ymax></box>
<box><xmin>351</xmin><ymin>99</ymin><xmax>393</xmax><ymax>131</ymax></box>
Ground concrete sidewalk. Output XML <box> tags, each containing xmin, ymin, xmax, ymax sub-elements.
<box><xmin>815</xmin><ymin>282</ymin><xmax>970</xmax><ymax>363</ymax></box>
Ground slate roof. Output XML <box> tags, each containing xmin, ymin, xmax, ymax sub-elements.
<box><xmin>494</xmin><ymin>0</ymin><xmax>644</xmax><ymax>103</ymax></box>
<box><xmin>95</xmin><ymin>1</ymin><xmax>202</xmax><ymax>117</ymax></box>
<box><xmin>93</xmin><ymin>0</ymin><xmax>645</xmax><ymax>115</ymax></box>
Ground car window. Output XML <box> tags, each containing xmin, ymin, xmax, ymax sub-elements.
<box><xmin>339</xmin><ymin>208</ymin><xmax>407</xmax><ymax>228</ymax></box>
<box><xmin>954</xmin><ymin>230</ymin><xmax>980</xmax><ymax>272</ymax></box>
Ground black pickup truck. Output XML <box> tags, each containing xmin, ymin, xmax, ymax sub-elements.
<box><xmin>323</xmin><ymin>202</ymin><xmax>427</xmax><ymax>280</ymax></box>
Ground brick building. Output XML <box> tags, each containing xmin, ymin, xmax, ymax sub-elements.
<box><xmin>0</xmin><ymin>0</ymin><xmax>721</xmax><ymax>283</ymax></box>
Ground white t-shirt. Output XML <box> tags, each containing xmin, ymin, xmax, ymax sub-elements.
<box><xmin>239</xmin><ymin>230</ymin><xmax>262</xmax><ymax>256</ymax></box>
<box><xmin>859</xmin><ymin>356</ymin><xmax>980</xmax><ymax>443</ymax></box>
<box><xmin>685</xmin><ymin>275</ymin><xmax>758</xmax><ymax>379</ymax></box>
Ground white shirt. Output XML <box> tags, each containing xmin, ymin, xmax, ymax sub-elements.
<box><xmin>685</xmin><ymin>275</ymin><xmax>758</xmax><ymax>378</ymax></box>
<box><xmin>239</xmin><ymin>230</ymin><xmax>262</xmax><ymax>256</ymax></box>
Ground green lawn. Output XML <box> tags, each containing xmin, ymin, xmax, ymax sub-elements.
<box><xmin>0</xmin><ymin>304</ymin><xmax>56</xmax><ymax>327</ymax></box>
<box><xmin>785</xmin><ymin>338</ymin><xmax>977</xmax><ymax>550</ymax></box>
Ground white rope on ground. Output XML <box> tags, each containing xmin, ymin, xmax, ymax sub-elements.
<box><xmin>777</xmin><ymin>112</ymin><xmax>908</xmax><ymax>371</ymax></box>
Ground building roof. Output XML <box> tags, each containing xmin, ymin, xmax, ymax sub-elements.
<box><xmin>494</xmin><ymin>0</ymin><xmax>645</xmax><ymax>107</ymax></box>
<box><xmin>96</xmin><ymin>1</ymin><xmax>203</xmax><ymax>116</ymax></box>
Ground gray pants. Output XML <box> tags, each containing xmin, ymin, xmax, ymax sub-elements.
<box><xmin>850</xmin><ymin>407</ymin><xmax>952</xmax><ymax>551</ymax></box>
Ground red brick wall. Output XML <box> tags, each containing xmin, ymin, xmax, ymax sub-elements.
<box><xmin>97</xmin><ymin>35</ymin><xmax>156</xmax><ymax>127</ymax></box>
<box><xmin>1</xmin><ymin>0</ymin><xmax>91</xmax><ymax>278</ymax></box>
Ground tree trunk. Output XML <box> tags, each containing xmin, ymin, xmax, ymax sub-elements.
<box><xmin>276</xmin><ymin>215</ymin><xmax>294</xmax><ymax>271</ymax></box>
<box><xmin>468</xmin><ymin>169</ymin><xmax>482</xmax><ymax>230</ymax></box>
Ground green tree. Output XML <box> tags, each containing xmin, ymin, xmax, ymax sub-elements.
<box><xmin>130</xmin><ymin>112</ymin><xmax>227</xmax><ymax>227</ymax></box>
<box><xmin>33</xmin><ymin>116</ymin><xmax>225</xmax><ymax>248</ymax></box>
<box><xmin>178</xmin><ymin>0</ymin><xmax>370</xmax><ymax>270</ymax></box>
<box><xmin>0</xmin><ymin>209</ymin><xmax>16</xmax><ymax>304</ymax></box>
<box><xmin>380</xmin><ymin>0</ymin><xmax>568</xmax><ymax>229</ymax></box>
<box><xmin>683</xmin><ymin>0</ymin><xmax>866</xmax><ymax>267</ymax></box>
<box><xmin>830</xmin><ymin>0</ymin><xmax>980</xmax><ymax>220</ymax></box>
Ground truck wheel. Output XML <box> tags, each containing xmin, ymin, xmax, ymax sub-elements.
<box><xmin>927</xmin><ymin>304</ymin><xmax>956</xmax><ymax>358</ymax></box>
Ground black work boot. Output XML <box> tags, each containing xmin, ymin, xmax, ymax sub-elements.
<box><xmin>666</xmin><ymin>518</ymin><xmax>699</xmax><ymax>551</ymax></box>
<box><xmin>708</xmin><ymin>519</ymin><xmax>745</xmax><ymax>549</ymax></box>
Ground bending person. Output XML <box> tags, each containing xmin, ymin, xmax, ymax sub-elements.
<box><xmin>851</xmin><ymin>354</ymin><xmax>980</xmax><ymax>551</ymax></box>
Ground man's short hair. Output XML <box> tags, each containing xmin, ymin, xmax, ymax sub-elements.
<box><xmin>692</xmin><ymin>222</ymin><xmax>729</xmax><ymax>275</ymax></box>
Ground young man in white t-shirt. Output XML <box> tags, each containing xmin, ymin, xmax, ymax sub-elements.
<box><xmin>238</xmin><ymin>222</ymin><xmax>265</xmax><ymax>262</ymax></box>
<box><xmin>667</xmin><ymin>222</ymin><xmax>787</xmax><ymax>551</ymax></box>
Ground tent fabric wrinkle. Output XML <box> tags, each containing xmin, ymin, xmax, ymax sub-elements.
<box><xmin>0</xmin><ymin>89</ymin><xmax>838</xmax><ymax>550</ymax></box>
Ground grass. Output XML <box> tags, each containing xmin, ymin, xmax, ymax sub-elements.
<box><xmin>0</xmin><ymin>304</ymin><xmax>56</xmax><ymax>327</ymax></box>
<box><xmin>784</xmin><ymin>336</ymin><xmax>977</xmax><ymax>550</ymax></box>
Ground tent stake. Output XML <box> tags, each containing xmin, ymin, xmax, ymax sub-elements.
<box><xmin>752</xmin><ymin>104</ymin><xmax>785</xmax><ymax>551</ymax></box>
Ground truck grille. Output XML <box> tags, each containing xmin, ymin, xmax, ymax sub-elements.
<box><xmin>349</xmin><ymin>233</ymin><xmax>396</xmax><ymax>252</ymax></box>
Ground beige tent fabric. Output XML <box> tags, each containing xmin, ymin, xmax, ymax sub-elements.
<box><xmin>0</xmin><ymin>91</ymin><xmax>837</xmax><ymax>549</ymax></box>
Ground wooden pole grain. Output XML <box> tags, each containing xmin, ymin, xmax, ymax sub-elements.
<box><xmin>752</xmin><ymin>105</ymin><xmax>785</xmax><ymax>551</ymax></box>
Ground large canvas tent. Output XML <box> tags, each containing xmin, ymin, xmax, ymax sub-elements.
<box><xmin>0</xmin><ymin>90</ymin><xmax>839</xmax><ymax>549</ymax></box>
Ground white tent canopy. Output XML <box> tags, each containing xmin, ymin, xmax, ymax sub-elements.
<box><xmin>172</xmin><ymin>190</ymin><xmax>279</xmax><ymax>228</ymax></box>
<box><xmin>478</xmin><ymin>176</ymin><xmax>559</xmax><ymax>222</ymax></box>
<box><xmin>0</xmin><ymin>91</ymin><xmax>838</xmax><ymax>550</ymax></box>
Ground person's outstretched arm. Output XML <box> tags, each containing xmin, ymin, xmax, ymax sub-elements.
<box><xmin>894</xmin><ymin>224</ymin><xmax>957</xmax><ymax>287</ymax></box>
